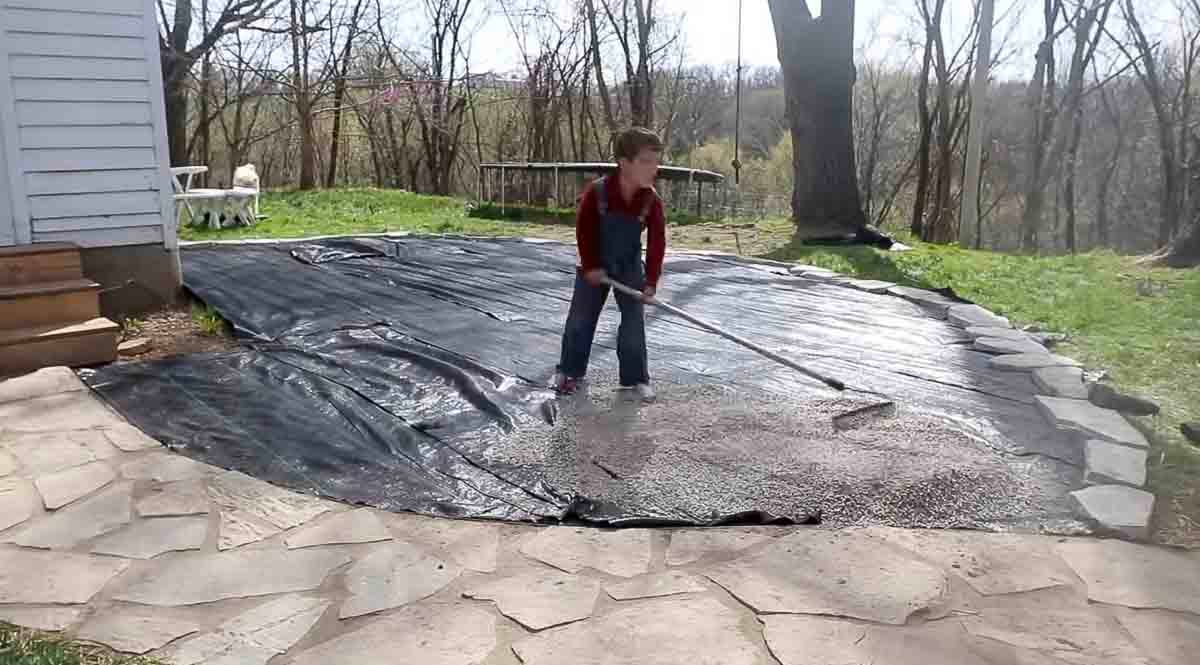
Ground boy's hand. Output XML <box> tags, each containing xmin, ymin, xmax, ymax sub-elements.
<box><xmin>642</xmin><ymin>285</ymin><xmax>657</xmax><ymax>303</ymax></box>
<box><xmin>584</xmin><ymin>269</ymin><xmax>607</xmax><ymax>286</ymax></box>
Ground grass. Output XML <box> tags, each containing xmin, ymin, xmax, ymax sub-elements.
<box><xmin>191</xmin><ymin>304</ymin><xmax>227</xmax><ymax>337</ymax></box>
<box><xmin>178</xmin><ymin>187</ymin><xmax>1200</xmax><ymax>544</ymax></box>
<box><xmin>0</xmin><ymin>623</ymin><xmax>164</xmax><ymax>665</ymax></box>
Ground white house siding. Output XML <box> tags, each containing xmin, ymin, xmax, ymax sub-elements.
<box><xmin>0</xmin><ymin>0</ymin><xmax>175</xmax><ymax>249</ymax></box>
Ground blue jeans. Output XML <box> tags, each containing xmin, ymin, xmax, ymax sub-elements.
<box><xmin>557</xmin><ymin>269</ymin><xmax>648</xmax><ymax>386</ymax></box>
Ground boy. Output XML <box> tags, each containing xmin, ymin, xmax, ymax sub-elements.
<box><xmin>553</xmin><ymin>127</ymin><xmax>666</xmax><ymax>401</ymax></box>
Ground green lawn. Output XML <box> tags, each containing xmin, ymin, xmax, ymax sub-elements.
<box><xmin>180</xmin><ymin>187</ymin><xmax>1200</xmax><ymax>545</ymax></box>
<box><xmin>0</xmin><ymin>623</ymin><xmax>163</xmax><ymax>665</ymax></box>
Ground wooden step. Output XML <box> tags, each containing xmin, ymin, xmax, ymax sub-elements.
<box><xmin>0</xmin><ymin>242</ymin><xmax>83</xmax><ymax>287</ymax></box>
<box><xmin>0</xmin><ymin>317</ymin><xmax>119</xmax><ymax>378</ymax></box>
<box><xmin>0</xmin><ymin>278</ymin><xmax>100</xmax><ymax>329</ymax></box>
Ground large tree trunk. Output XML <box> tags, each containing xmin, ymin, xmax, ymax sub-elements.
<box><xmin>164</xmin><ymin>68</ymin><xmax>191</xmax><ymax>167</ymax></box>
<box><xmin>1161</xmin><ymin>221</ymin><xmax>1200</xmax><ymax>267</ymax></box>
<box><xmin>768</xmin><ymin>0</ymin><xmax>867</xmax><ymax>239</ymax></box>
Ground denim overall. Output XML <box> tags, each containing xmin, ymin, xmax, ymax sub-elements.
<box><xmin>557</xmin><ymin>177</ymin><xmax>651</xmax><ymax>386</ymax></box>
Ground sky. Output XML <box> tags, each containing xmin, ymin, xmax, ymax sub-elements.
<box><xmin>463</xmin><ymin>0</ymin><xmax>1183</xmax><ymax>82</ymax></box>
<box><xmin>466</xmin><ymin>0</ymin><xmax>1032</xmax><ymax>77</ymax></box>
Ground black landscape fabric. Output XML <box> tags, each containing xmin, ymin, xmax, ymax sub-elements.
<box><xmin>82</xmin><ymin>235</ymin><xmax>1091</xmax><ymax>532</ymax></box>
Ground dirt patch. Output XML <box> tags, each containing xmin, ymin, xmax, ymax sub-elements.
<box><xmin>115</xmin><ymin>306</ymin><xmax>239</xmax><ymax>363</ymax></box>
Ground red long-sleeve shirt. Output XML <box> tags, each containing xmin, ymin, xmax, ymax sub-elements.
<box><xmin>575</xmin><ymin>173</ymin><xmax>667</xmax><ymax>287</ymax></box>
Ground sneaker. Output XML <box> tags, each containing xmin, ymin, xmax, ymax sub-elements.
<box><xmin>633</xmin><ymin>383</ymin><xmax>656</xmax><ymax>401</ymax></box>
<box><xmin>553</xmin><ymin>372</ymin><xmax>581</xmax><ymax>394</ymax></box>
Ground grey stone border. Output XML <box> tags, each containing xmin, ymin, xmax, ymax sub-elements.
<box><xmin>782</xmin><ymin>263</ymin><xmax>1156</xmax><ymax>540</ymax></box>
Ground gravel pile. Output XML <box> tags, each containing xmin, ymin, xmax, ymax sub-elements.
<box><xmin>485</xmin><ymin>373</ymin><xmax>1088</xmax><ymax>532</ymax></box>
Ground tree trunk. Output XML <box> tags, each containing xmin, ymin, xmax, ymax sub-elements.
<box><xmin>164</xmin><ymin>68</ymin><xmax>191</xmax><ymax>167</ymax></box>
<box><xmin>1161</xmin><ymin>221</ymin><xmax>1200</xmax><ymax>266</ymax></box>
<box><xmin>291</xmin><ymin>0</ymin><xmax>317</xmax><ymax>190</ymax></box>
<box><xmin>1064</xmin><ymin>104</ymin><xmax>1084</xmax><ymax>253</ymax></box>
<box><xmin>584</xmin><ymin>0</ymin><xmax>618</xmax><ymax>137</ymax></box>
<box><xmin>961</xmin><ymin>0</ymin><xmax>994</xmax><ymax>248</ymax></box>
<box><xmin>911</xmin><ymin>3</ymin><xmax>937</xmax><ymax>238</ymax></box>
<box><xmin>768</xmin><ymin>0</ymin><xmax>866</xmax><ymax>239</ymax></box>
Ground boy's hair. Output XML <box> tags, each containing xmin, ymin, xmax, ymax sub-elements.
<box><xmin>613</xmin><ymin>127</ymin><xmax>664</xmax><ymax>161</ymax></box>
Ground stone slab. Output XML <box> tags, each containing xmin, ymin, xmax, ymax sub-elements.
<box><xmin>0</xmin><ymin>367</ymin><xmax>86</xmax><ymax>404</ymax></box>
<box><xmin>218</xmin><ymin>509</ymin><xmax>282</xmax><ymax>550</ymax></box>
<box><xmin>605</xmin><ymin>570</ymin><xmax>708</xmax><ymax>600</ymax></box>
<box><xmin>13</xmin><ymin>483</ymin><xmax>132</xmax><ymax>549</ymax></box>
<box><xmin>285</xmin><ymin>508</ymin><xmax>390</xmax><ymax>549</ymax></box>
<box><xmin>102</xmin><ymin>423</ymin><xmax>163</xmax><ymax>452</ymax></box>
<box><xmin>384</xmin><ymin>515</ymin><xmax>500</xmax><ymax>573</ymax></box>
<box><xmin>1089</xmin><ymin>383</ymin><xmax>1160</xmax><ymax>416</ymax></box>
<box><xmin>1036</xmin><ymin>396</ymin><xmax>1149</xmax><ymax>448</ymax></box>
<box><xmin>112</xmin><ymin>548</ymin><xmax>350</xmax><ymax>606</ymax></box>
<box><xmin>1032</xmin><ymin>366</ymin><xmax>1089</xmax><ymax>399</ymax></box>
<box><xmin>1071</xmin><ymin>485</ymin><xmax>1155</xmax><ymax>538</ymax></box>
<box><xmin>513</xmin><ymin>596</ymin><xmax>761</xmax><ymax>665</ymax></box>
<box><xmin>0</xmin><ymin>391</ymin><xmax>123</xmax><ymax>432</ymax></box>
<box><xmin>948</xmin><ymin>304</ymin><xmax>1011</xmax><ymax>329</ymax></box>
<box><xmin>705</xmin><ymin>529</ymin><xmax>949</xmax><ymax>625</ymax></box>
<box><xmin>3</xmin><ymin>430</ymin><xmax>120</xmax><ymax>475</ymax></box>
<box><xmin>207</xmin><ymin>470</ymin><xmax>330</xmax><ymax>531</ymax></box>
<box><xmin>1182</xmin><ymin>422</ymin><xmax>1200</xmax><ymax>444</ymax></box>
<box><xmin>91</xmin><ymin>516</ymin><xmax>208</xmax><ymax>559</ymax></box>
<box><xmin>666</xmin><ymin>529</ymin><xmax>770</xmax><ymax>566</ymax></box>
<box><xmin>521</xmin><ymin>527</ymin><xmax>653</xmax><ymax>578</ymax></box>
<box><xmin>339</xmin><ymin>541</ymin><xmax>460</xmax><ymax>619</ymax></box>
<box><xmin>887</xmin><ymin>286</ymin><xmax>958</xmax><ymax>316</ymax></box>
<box><xmin>464</xmin><ymin>569</ymin><xmax>601</xmax><ymax>630</ymax></box>
<box><xmin>35</xmin><ymin>461</ymin><xmax>115</xmax><ymax>509</ymax></box>
<box><xmin>0</xmin><ymin>449</ymin><xmax>15</xmax><ymax>478</ymax></box>
<box><xmin>990</xmin><ymin>353</ymin><xmax>1081</xmax><ymax>371</ymax></box>
<box><xmin>0</xmin><ymin>549</ymin><xmax>130</xmax><ymax>604</ymax></box>
<box><xmin>0</xmin><ymin>606</ymin><xmax>84</xmax><ymax>632</ymax></box>
<box><xmin>763</xmin><ymin>615</ymin><xmax>979</xmax><ymax>665</ymax></box>
<box><xmin>0</xmin><ymin>478</ymin><xmax>37</xmax><ymax>533</ymax></box>
<box><xmin>1114</xmin><ymin>608</ymin><xmax>1200</xmax><ymax>665</ymax></box>
<box><xmin>120</xmin><ymin>453</ymin><xmax>212</xmax><ymax>483</ymax></box>
<box><xmin>845</xmin><ymin>279</ymin><xmax>896</xmax><ymax>294</ymax></box>
<box><xmin>75</xmin><ymin>610</ymin><xmax>200</xmax><ymax>654</ymax></box>
<box><xmin>861</xmin><ymin>526</ymin><xmax>1076</xmax><ymax>596</ymax></box>
<box><xmin>962</xmin><ymin>606</ymin><xmax>1147</xmax><ymax>664</ymax></box>
<box><xmin>1056</xmin><ymin>539</ymin><xmax>1200</xmax><ymax>615</ymax></box>
<box><xmin>290</xmin><ymin>603</ymin><xmax>496</xmax><ymax>665</ymax></box>
<box><xmin>156</xmin><ymin>595</ymin><xmax>331</xmax><ymax>665</ymax></box>
<box><xmin>135</xmin><ymin>479</ymin><xmax>210</xmax><ymax>517</ymax></box>
<box><xmin>1084</xmin><ymin>440</ymin><xmax>1147</xmax><ymax>487</ymax></box>
<box><xmin>975</xmin><ymin>337</ymin><xmax>1048</xmax><ymax>355</ymax></box>
<box><xmin>965</xmin><ymin>326</ymin><xmax>1036</xmax><ymax>341</ymax></box>
<box><xmin>154</xmin><ymin>633</ymin><xmax>275</xmax><ymax>665</ymax></box>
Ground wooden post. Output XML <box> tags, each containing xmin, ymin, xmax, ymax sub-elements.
<box><xmin>500</xmin><ymin>166</ymin><xmax>506</xmax><ymax>213</ymax></box>
<box><xmin>696</xmin><ymin>182</ymin><xmax>703</xmax><ymax>216</ymax></box>
<box><xmin>554</xmin><ymin>166</ymin><xmax>561</xmax><ymax>208</ymax></box>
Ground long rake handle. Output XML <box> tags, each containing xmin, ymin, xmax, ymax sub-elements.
<box><xmin>603</xmin><ymin>277</ymin><xmax>846</xmax><ymax>391</ymax></box>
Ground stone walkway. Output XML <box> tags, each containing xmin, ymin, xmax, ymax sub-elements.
<box><xmin>1</xmin><ymin>367</ymin><xmax>1199</xmax><ymax>665</ymax></box>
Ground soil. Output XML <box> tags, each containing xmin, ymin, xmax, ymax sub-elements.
<box><xmin>115</xmin><ymin>305</ymin><xmax>240</xmax><ymax>363</ymax></box>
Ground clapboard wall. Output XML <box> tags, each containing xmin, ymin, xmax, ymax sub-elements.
<box><xmin>0</xmin><ymin>0</ymin><xmax>175</xmax><ymax>250</ymax></box>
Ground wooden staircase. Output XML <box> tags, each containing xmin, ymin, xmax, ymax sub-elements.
<box><xmin>0</xmin><ymin>243</ymin><xmax>119</xmax><ymax>377</ymax></box>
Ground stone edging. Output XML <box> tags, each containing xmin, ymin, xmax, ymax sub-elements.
<box><xmin>783</xmin><ymin>263</ymin><xmax>1156</xmax><ymax>540</ymax></box>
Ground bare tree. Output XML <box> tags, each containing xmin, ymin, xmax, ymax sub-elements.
<box><xmin>159</xmin><ymin>0</ymin><xmax>283</xmax><ymax>166</ymax></box>
<box><xmin>325</xmin><ymin>0</ymin><xmax>369</xmax><ymax>187</ymax></box>
<box><xmin>768</xmin><ymin>0</ymin><xmax>868</xmax><ymax>239</ymax></box>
